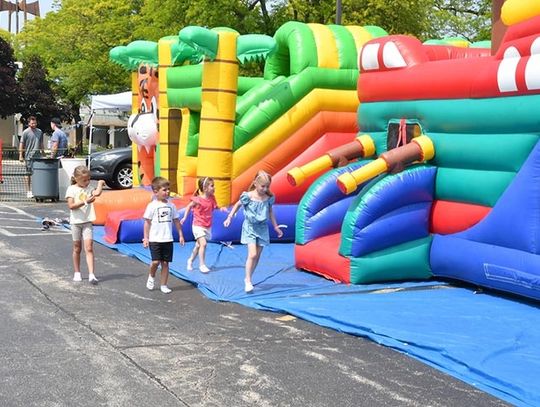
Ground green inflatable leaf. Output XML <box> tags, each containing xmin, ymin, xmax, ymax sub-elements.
<box><xmin>237</xmin><ymin>34</ymin><xmax>276</xmax><ymax>64</ymax></box>
<box><xmin>171</xmin><ymin>41</ymin><xmax>201</xmax><ymax>65</ymax></box>
<box><xmin>109</xmin><ymin>46</ymin><xmax>131</xmax><ymax>69</ymax></box>
<box><xmin>179</xmin><ymin>26</ymin><xmax>219</xmax><ymax>60</ymax></box>
<box><xmin>109</xmin><ymin>40</ymin><xmax>158</xmax><ymax>70</ymax></box>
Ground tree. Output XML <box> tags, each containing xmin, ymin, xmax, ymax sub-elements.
<box><xmin>262</xmin><ymin>0</ymin><xmax>491</xmax><ymax>41</ymax></box>
<box><xmin>269</xmin><ymin>0</ymin><xmax>433</xmax><ymax>39</ymax></box>
<box><xmin>428</xmin><ymin>0</ymin><xmax>491</xmax><ymax>42</ymax></box>
<box><xmin>0</xmin><ymin>36</ymin><xmax>22</xmax><ymax>118</ymax></box>
<box><xmin>18</xmin><ymin>55</ymin><xmax>67</xmax><ymax>131</ymax></box>
<box><xmin>134</xmin><ymin>0</ymin><xmax>271</xmax><ymax>40</ymax></box>
<box><xmin>16</xmin><ymin>0</ymin><xmax>144</xmax><ymax>105</ymax></box>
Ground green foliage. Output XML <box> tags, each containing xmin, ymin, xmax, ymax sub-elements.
<box><xmin>0</xmin><ymin>36</ymin><xmax>21</xmax><ymax>118</ymax></box>
<box><xmin>0</xmin><ymin>29</ymin><xmax>13</xmax><ymax>42</ymax></box>
<box><xmin>134</xmin><ymin>0</ymin><xmax>271</xmax><ymax>40</ymax></box>
<box><xmin>271</xmin><ymin>0</ymin><xmax>433</xmax><ymax>38</ymax></box>
<box><xmin>16</xmin><ymin>0</ymin><xmax>143</xmax><ymax>105</ymax></box>
<box><xmin>344</xmin><ymin>0</ymin><xmax>433</xmax><ymax>38</ymax></box>
<box><xmin>428</xmin><ymin>0</ymin><xmax>491</xmax><ymax>42</ymax></box>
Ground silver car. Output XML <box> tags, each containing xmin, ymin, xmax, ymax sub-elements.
<box><xmin>88</xmin><ymin>147</ymin><xmax>133</xmax><ymax>189</ymax></box>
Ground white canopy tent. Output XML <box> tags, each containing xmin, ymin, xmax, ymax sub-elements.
<box><xmin>90</xmin><ymin>91</ymin><xmax>132</xmax><ymax>111</ymax></box>
<box><xmin>88</xmin><ymin>91</ymin><xmax>132</xmax><ymax>154</ymax></box>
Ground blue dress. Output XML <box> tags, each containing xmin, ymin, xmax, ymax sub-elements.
<box><xmin>240</xmin><ymin>192</ymin><xmax>275</xmax><ymax>246</ymax></box>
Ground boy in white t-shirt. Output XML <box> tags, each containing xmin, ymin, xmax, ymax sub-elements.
<box><xmin>143</xmin><ymin>177</ymin><xmax>185</xmax><ymax>294</ymax></box>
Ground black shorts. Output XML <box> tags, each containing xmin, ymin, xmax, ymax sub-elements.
<box><xmin>149</xmin><ymin>241</ymin><xmax>173</xmax><ymax>262</ymax></box>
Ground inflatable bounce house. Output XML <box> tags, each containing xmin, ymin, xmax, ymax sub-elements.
<box><xmin>293</xmin><ymin>0</ymin><xmax>540</xmax><ymax>302</ymax></box>
<box><xmin>97</xmin><ymin>0</ymin><xmax>540</xmax><ymax>304</ymax></box>
<box><xmin>97</xmin><ymin>22</ymin><xmax>387</xmax><ymax>242</ymax></box>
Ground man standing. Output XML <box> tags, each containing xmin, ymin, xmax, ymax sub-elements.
<box><xmin>18</xmin><ymin>116</ymin><xmax>43</xmax><ymax>198</ymax></box>
<box><xmin>50</xmin><ymin>117</ymin><xmax>68</xmax><ymax>158</ymax></box>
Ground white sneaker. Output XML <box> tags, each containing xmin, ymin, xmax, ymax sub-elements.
<box><xmin>89</xmin><ymin>274</ymin><xmax>99</xmax><ymax>285</ymax></box>
<box><xmin>73</xmin><ymin>272</ymin><xmax>82</xmax><ymax>282</ymax></box>
<box><xmin>26</xmin><ymin>191</ymin><xmax>34</xmax><ymax>198</ymax></box>
<box><xmin>199</xmin><ymin>264</ymin><xmax>210</xmax><ymax>273</ymax></box>
<box><xmin>244</xmin><ymin>280</ymin><xmax>254</xmax><ymax>293</ymax></box>
<box><xmin>146</xmin><ymin>276</ymin><xmax>155</xmax><ymax>290</ymax></box>
<box><xmin>160</xmin><ymin>285</ymin><xmax>172</xmax><ymax>294</ymax></box>
<box><xmin>187</xmin><ymin>258</ymin><xmax>193</xmax><ymax>271</ymax></box>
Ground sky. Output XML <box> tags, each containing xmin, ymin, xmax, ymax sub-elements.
<box><xmin>0</xmin><ymin>0</ymin><xmax>54</xmax><ymax>34</ymax></box>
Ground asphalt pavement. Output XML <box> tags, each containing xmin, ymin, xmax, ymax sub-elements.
<box><xmin>0</xmin><ymin>199</ymin><xmax>510</xmax><ymax>407</ymax></box>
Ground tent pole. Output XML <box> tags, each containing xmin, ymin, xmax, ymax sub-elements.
<box><xmin>88</xmin><ymin>111</ymin><xmax>94</xmax><ymax>168</ymax></box>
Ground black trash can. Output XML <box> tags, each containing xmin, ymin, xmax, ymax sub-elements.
<box><xmin>32</xmin><ymin>158</ymin><xmax>60</xmax><ymax>202</ymax></box>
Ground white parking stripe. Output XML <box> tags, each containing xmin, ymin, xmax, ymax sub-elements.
<box><xmin>0</xmin><ymin>204</ymin><xmax>71</xmax><ymax>237</ymax></box>
<box><xmin>1</xmin><ymin>225</ymin><xmax>70</xmax><ymax>231</ymax></box>
<box><xmin>0</xmin><ymin>217</ymin><xmax>41</xmax><ymax>222</ymax></box>
<box><xmin>0</xmin><ymin>204</ymin><xmax>36</xmax><ymax>218</ymax></box>
<box><xmin>0</xmin><ymin>228</ymin><xmax>70</xmax><ymax>237</ymax></box>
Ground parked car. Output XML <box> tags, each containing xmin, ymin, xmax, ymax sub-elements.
<box><xmin>88</xmin><ymin>147</ymin><xmax>133</xmax><ymax>189</ymax></box>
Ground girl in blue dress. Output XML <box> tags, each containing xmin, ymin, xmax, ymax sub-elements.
<box><xmin>224</xmin><ymin>170</ymin><xmax>283</xmax><ymax>292</ymax></box>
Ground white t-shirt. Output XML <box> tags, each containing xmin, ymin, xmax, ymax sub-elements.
<box><xmin>65</xmin><ymin>185</ymin><xmax>96</xmax><ymax>224</ymax></box>
<box><xmin>143</xmin><ymin>199</ymin><xmax>179</xmax><ymax>243</ymax></box>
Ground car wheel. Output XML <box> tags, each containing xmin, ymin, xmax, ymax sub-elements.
<box><xmin>112</xmin><ymin>163</ymin><xmax>133</xmax><ymax>189</ymax></box>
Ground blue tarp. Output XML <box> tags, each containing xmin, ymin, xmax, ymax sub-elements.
<box><xmin>94</xmin><ymin>226</ymin><xmax>540</xmax><ymax>407</ymax></box>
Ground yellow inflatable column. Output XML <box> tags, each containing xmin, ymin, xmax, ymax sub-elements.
<box><xmin>197</xmin><ymin>31</ymin><xmax>239</xmax><ymax>206</ymax></box>
<box><xmin>157</xmin><ymin>37</ymin><xmax>178</xmax><ymax>192</ymax></box>
<box><xmin>130</xmin><ymin>72</ymin><xmax>140</xmax><ymax>187</ymax></box>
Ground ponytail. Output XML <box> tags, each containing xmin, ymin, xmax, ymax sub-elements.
<box><xmin>195</xmin><ymin>176</ymin><xmax>213</xmax><ymax>196</ymax></box>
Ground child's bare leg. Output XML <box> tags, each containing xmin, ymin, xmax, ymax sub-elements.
<box><xmin>71</xmin><ymin>240</ymin><xmax>82</xmax><ymax>281</ymax></box>
<box><xmin>83</xmin><ymin>239</ymin><xmax>95</xmax><ymax>275</ymax></box>
<box><xmin>189</xmin><ymin>241</ymin><xmax>200</xmax><ymax>262</ymax></box>
<box><xmin>149</xmin><ymin>260</ymin><xmax>160</xmax><ymax>278</ymax></box>
<box><xmin>252</xmin><ymin>245</ymin><xmax>263</xmax><ymax>271</ymax></box>
<box><xmin>198</xmin><ymin>237</ymin><xmax>208</xmax><ymax>266</ymax></box>
<box><xmin>72</xmin><ymin>240</ymin><xmax>82</xmax><ymax>274</ymax></box>
<box><xmin>245</xmin><ymin>243</ymin><xmax>261</xmax><ymax>284</ymax></box>
<box><xmin>160</xmin><ymin>261</ymin><xmax>169</xmax><ymax>286</ymax></box>
<box><xmin>187</xmin><ymin>242</ymin><xmax>199</xmax><ymax>271</ymax></box>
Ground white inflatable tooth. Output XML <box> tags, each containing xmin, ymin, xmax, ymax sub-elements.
<box><xmin>383</xmin><ymin>42</ymin><xmax>407</xmax><ymax>68</ymax></box>
<box><xmin>525</xmin><ymin>37</ymin><xmax>540</xmax><ymax>90</ymax></box>
<box><xmin>497</xmin><ymin>46</ymin><xmax>520</xmax><ymax>92</ymax></box>
<box><xmin>361</xmin><ymin>43</ymin><xmax>380</xmax><ymax>71</ymax></box>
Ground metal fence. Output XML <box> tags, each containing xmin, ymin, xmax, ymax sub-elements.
<box><xmin>0</xmin><ymin>140</ymin><xmax>33</xmax><ymax>202</ymax></box>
